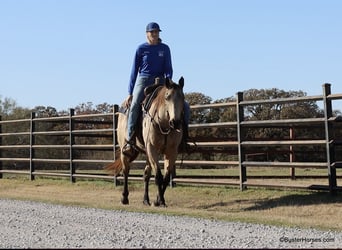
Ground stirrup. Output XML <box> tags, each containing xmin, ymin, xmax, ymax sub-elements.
<box><xmin>122</xmin><ymin>140</ymin><xmax>137</xmax><ymax>157</ymax></box>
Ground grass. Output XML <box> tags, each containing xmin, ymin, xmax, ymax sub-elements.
<box><xmin>128</xmin><ymin>166</ymin><xmax>331</xmax><ymax>177</ymax></box>
<box><xmin>0</xmin><ymin>175</ymin><xmax>341</xmax><ymax>232</ymax></box>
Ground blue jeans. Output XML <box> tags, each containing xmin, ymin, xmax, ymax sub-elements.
<box><xmin>126</xmin><ymin>76</ymin><xmax>190</xmax><ymax>141</ymax></box>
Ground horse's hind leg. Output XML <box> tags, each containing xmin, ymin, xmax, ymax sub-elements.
<box><xmin>121</xmin><ymin>156</ymin><xmax>130</xmax><ymax>205</ymax></box>
<box><xmin>143</xmin><ymin>163</ymin><xmax>152</xmax><ymax>206</ymax></box>
<box><xmin>121</xmin><ymin>172</ymin><xmax>129</xmax><ymax>205</ymax></box>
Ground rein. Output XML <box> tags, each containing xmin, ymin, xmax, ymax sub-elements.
<box><xmin>146</xmin><ymin>109</ymin><xmax>172</xmax><ymax>135</ymax></box>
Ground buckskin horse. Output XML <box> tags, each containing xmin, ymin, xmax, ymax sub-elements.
<box><xmin>106</xmin><ymin>77</ymin><xmax>185</xmax><ymax>206</ymax></box>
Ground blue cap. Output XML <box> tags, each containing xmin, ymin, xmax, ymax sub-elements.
<box><xmin>146</xmin><ymin>22</ymin><xmax>162</xmax><ymax>32</ymax></box>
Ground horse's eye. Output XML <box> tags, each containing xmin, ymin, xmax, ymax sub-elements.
<box><xmin>165</xmin><ymin>92</ymin><xmax>171</xmax><ymax>100</ymax></box>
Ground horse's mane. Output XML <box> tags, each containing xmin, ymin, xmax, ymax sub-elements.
<box><xmin>153</xmin><ymin>86</ymin><xmax>167</xmax><ymax>109</ymax></box>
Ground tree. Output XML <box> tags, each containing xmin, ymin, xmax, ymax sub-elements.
<box><xmin>0</xmin><ymin>96</ymin><xmax>18</xmax><ymax>116</ymax></box>
<box><xmin>185</xmin><ymin>92</ymin><xmax>212</xmax><ymax>124</ymax></box>
<box><xmin>241</xmin><ymin>88</ymin><xmax>326</xmax><ymax>161</ymax></box>
<box><xmin>34</xmin><ymin>106</ymin><xmax>59</xmax><ymax>117</ymax></box>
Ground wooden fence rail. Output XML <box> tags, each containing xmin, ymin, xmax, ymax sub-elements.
<box><xmin>0</xmin><ymin>83</ymin><xmax>341</xmax><ymax>193</ymax></box>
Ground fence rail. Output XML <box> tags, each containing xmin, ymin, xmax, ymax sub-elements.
<box><xmin>0</xmin><ymin>83</ymin><xmax>341</xmax><ymax>193</ymax></box>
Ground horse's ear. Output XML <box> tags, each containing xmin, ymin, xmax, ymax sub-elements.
<box><xmin>178</xmin><ymin>77</ymin><xmax>184</xmax><ymax>89</ymax></box>
<box><xmin>165</xmin><ymin>77</ymin><xmax>172</xmax><ymax>89</ymax></box>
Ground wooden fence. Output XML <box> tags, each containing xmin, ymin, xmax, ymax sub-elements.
<box><xmin>0</xmin><ymin>83</ymin><xmax>341</xmax><ymax>193</ymax></box>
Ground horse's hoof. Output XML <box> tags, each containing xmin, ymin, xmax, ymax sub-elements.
<box><xmin>153</xmin><ymin>201</ymin><xmax>167</xmax><ymax>207</ymax></box>
<box><xmin>143</xmin><ymin>200</ymin><xmax>151</xmax><ymax>206</ymax></box>
<box><xmin>121</xmin><ymin>197</ymin><xmax>129</xmax><ymax>205</ymax></box>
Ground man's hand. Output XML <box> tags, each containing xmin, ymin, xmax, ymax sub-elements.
<box><xmin>123</xmin><ymin>95</ymin><xmax>133</xmax><ymax>109</ymax></box>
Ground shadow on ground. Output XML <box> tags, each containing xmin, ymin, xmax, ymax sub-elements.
<box><xmin>195</xmin><ymin>191</ymin><xmax>342</xmax><ymax>211</ymax></box>
<box><xmin>243</xmin><ymin>191</ymin><xmax>342</xmax><ymax>211</ymax></box>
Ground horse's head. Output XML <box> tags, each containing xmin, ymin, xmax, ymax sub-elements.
<box><xmin>163</xmin><ymin>77</ymin><xmax>185</xmax><ymax>131</ymax></box>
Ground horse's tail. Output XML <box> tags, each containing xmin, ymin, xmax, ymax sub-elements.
<box><xmin>104</xmin><ymin>149</ymin><xmax>123</xmax><ymax>176</ymax></box>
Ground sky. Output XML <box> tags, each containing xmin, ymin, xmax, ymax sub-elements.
<box><xmin>1</xmin><ymin>0</ymin><xmax>342</xmax><ymax>112</ymax></box>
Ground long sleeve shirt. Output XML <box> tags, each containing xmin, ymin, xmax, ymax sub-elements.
<box><xmin>128</xmin><ymin>42</ymin><xmax>173</xmax><ymax>95</ymax></box>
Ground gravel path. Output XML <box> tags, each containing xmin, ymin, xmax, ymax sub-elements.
<box><xmin>0</xmin><ymin>199</ymin><xmax>341</xmax><ymax>249</ymax></box>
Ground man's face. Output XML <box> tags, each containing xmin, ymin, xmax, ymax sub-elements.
<box><xmin>147</xmin><ymin>30</ymin><xmax>160</xmax><ymax>44</ymax></box>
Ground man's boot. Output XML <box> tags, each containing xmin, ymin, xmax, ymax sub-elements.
<box><xmin>122</xmin><ymin>136</ymin><xmax>138</xmax><ymax>157</ymax></box>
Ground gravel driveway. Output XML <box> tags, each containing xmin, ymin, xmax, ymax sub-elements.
<box><xmin>0</xmin><ymin>199</ymin><xmax>341</xmax><ymax>248</ymax></box>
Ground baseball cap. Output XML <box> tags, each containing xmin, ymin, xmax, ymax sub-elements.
<box><xmin>146</xmin><ymin>22</ymin><xmax>162</xmax><ymax>32</ymax></box>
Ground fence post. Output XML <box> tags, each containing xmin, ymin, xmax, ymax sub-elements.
<box><xmin>289</xmin><ymin>127</ymin><xmax>296</xmax><ymax>180</ymax></box>
<box><xmin>322</xmin><ymin>83</ymin><xmax>337</xmax><ymax>193</ymax></box>
<box><xmin>29</xmin><ymin>112</ymin><xmax>36</xmax><ymax>181</ymax></box>
<box><xmin>237</xmin><ymin>92</ymin><xmax>247</xmax><ymax>190</ymax></box>
<box><xmin>0</xmin><ymin>115</ymin><xmax>2</xmax><ymax>179</ymax></box>
<box><xmin>69</xmin><ymin>108</ymin><xmax>75</xmax><ymax>183</ymax></box>
<box><xmin>112</xmin><ymin>105</ymin><xmax>119</xmax><ymax>186</ymax></box>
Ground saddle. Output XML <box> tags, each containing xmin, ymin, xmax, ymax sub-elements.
<box><xmin>143</xmin><ymin>77</ymin><xmax>164</xmax><ymax>112</ymax></box>
<box><xmin>142</xmin><ymin>84</ymin><xmax>163</xmax><ymax>112</ymax></box>
<box><xmin>118</xmin><ymin>83</ymin><xmax>162</xmax><ymax>115</ymax></box>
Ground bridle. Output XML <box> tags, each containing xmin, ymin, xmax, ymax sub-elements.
<box><xmin>146</xmin><ymin>109</ymin><xmax>173</xmax><ymax>135</ymax></box>
<box><xmin>145</xmin><ymin>86</ymin><xmax>184</xmax><ymax>136</ymax></box>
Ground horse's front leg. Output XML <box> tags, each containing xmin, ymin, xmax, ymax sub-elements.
<box><xmin>161</xmin><ymin>156</ymin><xmax>176</xmax><ymax>198</ymax></box>
<box><xmin>162</xmin><ymin>169</ymin><xmax>171</xmax><ymax>194</ymax></box>
<box><xmin>152</xmin><ymin>155</ymin><xmax>177</xmax><ymax>207</ymax></box>
<box><xmin>146</xmin><ymin>145</ymin><xmax>166</xmax><ymax>207</ymax></box>
<box><xmin>154</xmin><ymin>168</ymin><xmax>166</xmax><ymax>207</ymax></box>
<box><xmin>143</xmin><ymin>163</ymin><xmax>152</xmax><ymax>206</ymax></box>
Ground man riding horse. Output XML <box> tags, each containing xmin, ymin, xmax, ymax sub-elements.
<box><xmin>122</xmin><ymin>22</ymin><xmax>190</xmax><ymax>156</ymax></box>
<box><xmin>108</xmin><ymin>77</ymin><xmax>186</xmax><ymax>206</ymax></box>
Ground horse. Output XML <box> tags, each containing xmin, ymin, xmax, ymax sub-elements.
<box><xmin>106</xmin><ymin>77</ymin><xmax>185</xmax><ymax>206</ymax></box>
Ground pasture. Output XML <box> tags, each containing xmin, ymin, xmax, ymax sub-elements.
<box><xmin>0</xmin><ymin>175</ymin><xmax>341</xmax><ymax>232</ymax></box>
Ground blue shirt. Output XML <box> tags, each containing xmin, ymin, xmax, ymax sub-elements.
<box><xmin>128</xmin><ymin>42</ymin><xmax>173</xmax><ymax>95</ymax></box>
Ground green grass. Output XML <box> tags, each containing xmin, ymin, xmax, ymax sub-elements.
<box><xmin>0</xmin><ymin>176</ymin><xmax>341</xmax><ymax>232</ymax></box>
